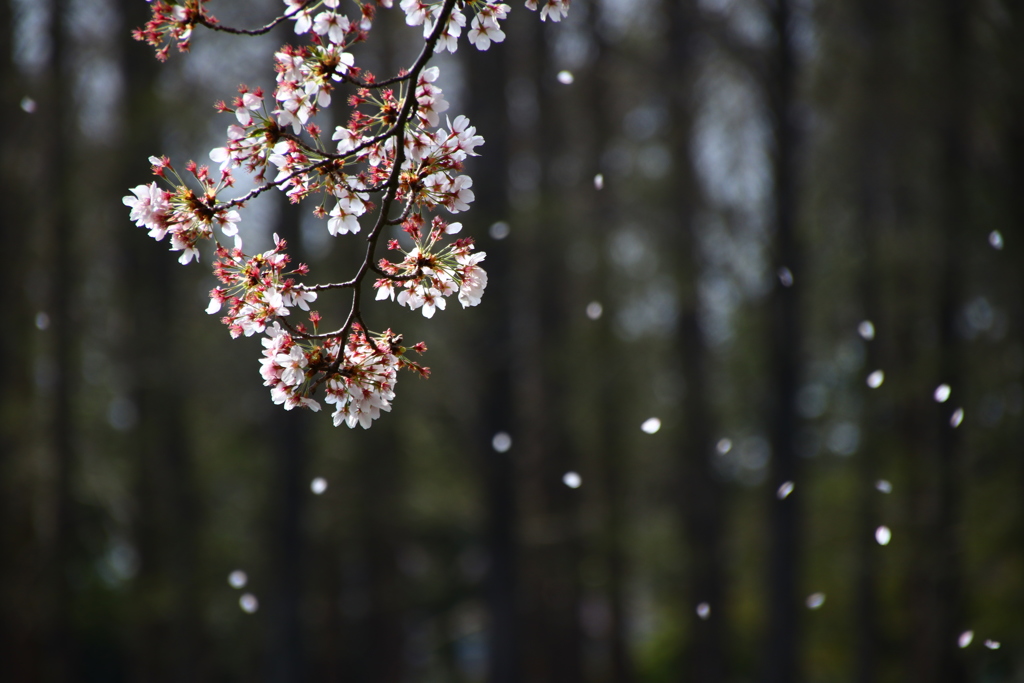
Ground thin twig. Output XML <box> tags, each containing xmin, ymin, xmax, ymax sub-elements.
<box><xmin>195</xmin><ymin>1</ymin><xmax>313</xmax><ymax>36</ymax></box>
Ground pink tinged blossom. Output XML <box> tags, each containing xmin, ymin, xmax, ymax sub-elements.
<box><xmin>468</xmin><ymin>16</ymin><xmax>505</xmax><ymax>50</ymax></box>
<box><xmin>313</xmin><ymin>11</ymin><xmax>350</xmax><ymax>45</ymax></box>
<box><xmin>269</xmin><ymin>140</ymin><xmax>296</xmax><ymax>170</ymax></box>
<box><xmin>235</xmin><ymin>107</ymin><xmax>253</xmax><ymax>126</ymax></box>
<box><xmin>169</xmin><ymin>230</ymin><xmax>200</xmax><ymax>265</ymax></box>
<box><xmin>482</xmin><ymin>2</ymin><xmax>511</xmax><ymax>23</ymax></box>
<box><xmin>374</xmin><ymin>279</ymin><xmax>396</xmax><ymax>301</ymax></box>
<box><xmin>215</xmin><ymin>209</ymin><xmax>241</xmax><ymax>237</ymax></box>
<box><xmin>332</xmin><ymin>126</ymin><xmax>363</xmax><ymax>153</ymax></box>
<box><xmin>432</xmin><ymin>7</ymin><xmax>466</xmax><ymax>53</ymax></box>
<box><xmin>448</xmin><ymin>115</ymin><xmax>484</xmax><ymax>156</ymax></box>
<box><xmin>207</xmin><ymin>288</ymin><xmax>227</xmax><ymax>314</ymax></box>
<box><xmin>284</xmin><ymin>0</ymin><xmax>315</xmax><ymax>34</ymax></box>
<box><xmin>447</xmin><ymin>175</ymin><xmax>475</xmax><ymax>213</ymax></box>
<box><xmin>458</xmin><ymin>266</ymin><xmax>488</xmax><ymax>307</ymax></box>
<box><xmin>123</xmin><ymin>182</ymin><xmax>171</xmax><ymax>237</ymax></box>
<box><xmin>298</xmin><ymin>396</ymin><xmax>321</xmax><ymax>411</ymax></box>
<box><xmin>304</xmin><ymin>78</ymin><xmax>332</xmax><ymax>108</ymax></box>
<box><xmin>328</xmin><ymin>204</ymin><xmax>361</xmax><ymax>235</ymax></box>
<box><xmin>457</xmin><ymin>251</ymin><xmax>488</xmax><ymax>307</ymax></box>
<box><xmin>420</xmin><ymin>64</ymin><xmax>440</xmax><ymax>83</ymax></box>
<box><xmin>285</xmin><ymin>287</ymin><xmax>317</xmax><ymax>311</ymax></box>
<box><xmin>324</xmin><ymin>351</ymin><xmax>398</xmax><ymax>429</ymax></box>
<box><xmin>276</xmin><ymin>53</ymin><xmax>304</xmax><ymax>82</ymax></box>
<box><xmin>405</xmin><ymin>130</ymin><xmax>436</xmax><ymax>161</ymax></box>
<box><xmin>435</xmin><ymin>277</ymin><xmax>457</xmax><ymax>297</ymax></box>
<box><xmin>416</xmin><ymin>67</ymin><xmax>450</xmax><ymax>127</ymax></box>
<box><xmin>264</xmin><ymin>288</ymin><xmax>290</xmax><ymax>318</ymax></box>
<box><xmin>271</xmin><ymin>384</ymin><xmax>319</xmax><ymax>411</ymax></box>
<box><xmin>242</xmin><ymin>92</ymin><xmax>262</xmax><ymax>110</ymax></box>
<box><xmin>401</xmin><ymin>0</ymin><xmax>430</xmax><ymax>26</ymax></box>
<box><xmin>527</xmin><ymin>0</ymin><xmax>570</xmax><ymax>22</ymax></box>
<box><xmin>397</xmin><ymin>285</ymin><xmax>425</xmax><ymax>312</ymax></box>
<box><xmin>332</xmin><ymin>186</ymin><xmax>368</xmax><ymax>215</ymax></box>
<box><xmin>275</xmin><ymin>346</ymin><xmax>308</xmax><ymax>386</ymax></box>
<box><xmin>324</xmin><ymin>46</ymin><xmax>355</xmax><ymax>80</ymax></box>
<box><xmin>420</xmin><ymin>288</ymin><xmax>445</xmax><ymax>318</ymax></box>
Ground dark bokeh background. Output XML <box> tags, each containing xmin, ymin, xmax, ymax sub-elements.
<box><xmin>2</xmin><ymin>0</ymin><xmax>1023</xmax><ymax>681</ymax></box>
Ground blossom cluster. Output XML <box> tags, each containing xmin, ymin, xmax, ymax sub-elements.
<box><xmin>259</xmin><ymin>322</ymin><xmax>428</xmax><ymax>428</ymax></box>
<box><xmin>125</xmin><ymin>0</ymin><xmax>569</xmax><ymax>427</ymax></box>
<box><xmin>124</xmin><ymin>156</ymin><xmax>241</xmax><ymax>265</ymax></box>
<box><xmin>206</xmin><ymin>234</ymin><xmax>316</xmax><ymax>338</ymax></box>
<box><xmin>374</xmin><ymin>216</ymin><xmax>487</xmax><ymax>318</ymax></box>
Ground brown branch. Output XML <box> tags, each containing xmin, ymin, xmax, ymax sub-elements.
<box><xmin>302</xmin><ymin>0</ymin><xmax>460</xmax><ymax>368</ymax></box>
<box><xmin>195</xmin><ymin>1</ymin><xmax>313</xmax><ymax>36</ymax></box>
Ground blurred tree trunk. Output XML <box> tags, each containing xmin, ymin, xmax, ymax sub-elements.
<box><xmin>353</xmin><ymin>428</ymin><xmax>406</xmax><ymax>683</ymax></box>
<box><xmin>508</xmin><ymin>13</ymin><xmax>583</xmax><ymax>683</ymax></box>
<box><xmin>115</xmin><ymin>0</ymin><xmax>206</xmax><ymax>679</ymax></box>
<box><xmin>665</xmin><ymin>2</ymin><xmax>727</xmax><ymax>681</ymax></box>
<box><xmin>852</xmin><ymin>1</ymin><xmax>889</xmax><ymax>680</ymax></box>
<box><xmin>0</xmin><ymin>0</ymin><xmax>43</xmax><ymax>678</ymax></box>
<box><xmin>463</xmin><ymin>26</ymin><xmax>522</xmax><ymax>683</ymax></box>
<box><xmin>763</xmin><ymin>0</ymin><xmax>803</xmax><ymax>681</ymax></box>
<box><xmin>42</xmin><ymin>0</ymin><xmax>80</xmax><ymax>677</ymax></box>
<box><xmin>582</xmin><ymin>9</ymin><xmax>633</xmax><ymax>682</ymax></box>
<box><xmin>910</xmin><ymin>1</ymin><xmax>969</xmax><ymax>681</ymax></box>
<box><xmin>266</xmin><ymin>199</ymin><xmax>309</xmax><ymax>683</ymax></box>
<box><xmin>126</xmin><ymin>240</ymin><xmax>205</xmax><ymax>683</ymax></box>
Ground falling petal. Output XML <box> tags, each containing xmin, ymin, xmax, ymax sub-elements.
<box><xmin>492</xmin><ymin>432</ymin><xmax>512</xmax><ymax>453</ymax></box>
<box><xmin>716</xmin><ymin>438</ymin><xmax>732</xmax><ymax>454</ymax></box>
<box><xmin>228</xmin><ymin>570</ymin><xmax>247</xmax><ymax>589</ymax></box>
<box><xmin>586</xmin><ymin>301</ymin><xmax>603</xmax><ymax>320</ymax></box>
<box><xmin>557</xmin><ymin>70</ymin><xmax>574</xmax><ymax>84</ymax></box>
<box><xmin>806</xmin><ymin>593</ymin><xmax>826</xmax><ymax>609</ymax></box>
<box><xmin>696</xmin><ymin>602</ymin><xmax>711</xmax><ymax>620</ymax></box>
<box><xmin>778</xmin><ymin>267</ymin><xmax>794</xmax><ymax>287</ymax></box>
<box><xmin>984</xmin><ymin>640</ymin><xmax>1000</xmax><ymax>650</ymax></box>
<box><xmin>958</xmin><ymin>631</ymin><xmax>974</xmax><ymax>648</ymax></box>
<box><xmin>641</xmin><ymin>417</ymin><xmax>661</xmax><ymax>434</ymax></box>
<box><xmin>875</xmin><ymin>525</ymin><xmax>891</xmax><ymax>546</ymax></box>
<box><xmin>489</xmin><ymin>221</ymin><xmax>510</xmax><ymax>240</ymax></box>
<box><xmin>35</xmin><ymin>312</ymin><xmax>50</xmax><ymax>331</ymax></box>
<box><xmin>562</xmin><ymin>471</ymin><xmax>582</xmax><ymax>488</ymax></box>
<box><xmin>988</xmin><ymin>231</ymin><xmax>1004</xmax><ymax>250</ymax></box>
<box><xmin>875</xmin><ymin>479</ymin><xmax>892</xmax><ymax>494</ymax></box>
<box><xmin>777</xmin><ymin>481</ymin><xmax>795</xmax><ymax>500</ymax></box>
<box><xmin>20</xmin><ymin>96</ymin><xmax>37</xmax><ymax>113</ymax></box>
<box><xmin>311</xmin><ymin>477</ymin><xmax>328</xmax><ymax>495</ymax></box>
<box><xmin>950</xmin><ymin>408</ymin><xmax>964</xmax><ymax>428</ymax></box>
<box><xmin>866</xmin><ymin>370</ymin><xmax>885</xmax><ymax>388</ymax></box>
<box><xmin>594</xmin><ymin>173</ymin><xmax>604</xmax><ymax>190</ymax></box>
<box><xmin>239</xmin><ymin>593</ymin><xmax>259</xmax><ymax>613</ymax></box>
<box><xmin>934</xmin><ymin>384</ymin><xmax>951</xmax><ymax>403</ymax></box>
<box><xmin>858</xmin><ymin>320</ymin><xmax>875</xmax><ymax>340</ymax></box>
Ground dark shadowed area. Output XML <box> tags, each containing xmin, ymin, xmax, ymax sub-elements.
<box><xmin>2</xmin><ymin>0</ymin><xmax>1023</xmax><ymax>681</ymax></box>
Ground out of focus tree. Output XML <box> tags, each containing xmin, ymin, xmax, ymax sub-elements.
<box><xmin>3</xmin><ymin>0</ymin><xmax>1024</xmax><ymax>682</ymax></box>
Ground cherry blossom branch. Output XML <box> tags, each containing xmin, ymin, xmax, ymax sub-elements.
<box><xmin>288</xmin><ymin>0</ymin><xmax>457</xmax><ymax>345</ymax></box>
<box><xmin>126</xmin><ymin>0</ymin><xmax>567</xmax><ymax>427</ymax></box>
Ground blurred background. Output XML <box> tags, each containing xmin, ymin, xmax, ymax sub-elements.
<box><xmin>2</xmin><ymin>0</ymin><xmax>1024</xmax><ymax>681</ymax></box>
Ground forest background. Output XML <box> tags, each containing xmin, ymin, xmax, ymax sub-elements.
<box><xmin>2</xmin><ymin>0</ymin><xmax>1023</xmax><ymax>681</ymax></box>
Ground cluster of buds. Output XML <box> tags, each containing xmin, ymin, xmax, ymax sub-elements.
<box><xmin>124</xmin><ymin>0</ymin><xmax>569</xmax><ymax>427</ymax></box>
